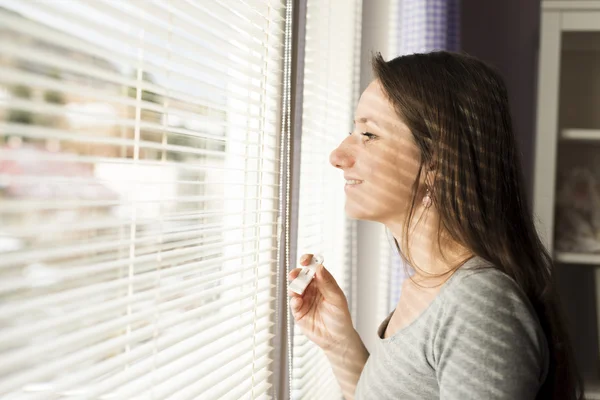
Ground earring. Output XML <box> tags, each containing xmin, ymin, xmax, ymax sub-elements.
<box><xmin>422</xmin><ymin>188</ymin><xmax>432</xmax><ymax>208</ymax></box>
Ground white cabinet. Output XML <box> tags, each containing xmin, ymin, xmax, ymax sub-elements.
<box><xmin>534</xmin><ymin>2</ymin><xmax>600</xmax><ymax>397</ymax></box>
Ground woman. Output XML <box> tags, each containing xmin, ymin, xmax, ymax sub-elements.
<box><xmin>288</xmin><ymin>51</ymin><xmax>582</xmax><ymax>399</ymax></box>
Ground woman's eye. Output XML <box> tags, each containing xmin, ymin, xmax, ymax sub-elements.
<box><xmin>348</xmin><ymin>131</ymin><xmax>377</xmax><ymax>141</ymax></box>
<box><xmin>361</xmin><ymin>132</ymin><xmax>377</xmax><ymax>140</ymax></box>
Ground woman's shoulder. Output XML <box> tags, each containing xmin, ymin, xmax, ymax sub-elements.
<box><xmin>448</xmin><ymin>256</ymin><xmax>529</xmax><ymax>304</ymax></box>
<box><xmin>434</xmin><ymin>256</ymin><xmax>549</xmax><ymax>385</ymax></box>
<box><xmin>439</xmin><ymin>256</ymin><xmax>546</xmax><ymax>342</ymax></box>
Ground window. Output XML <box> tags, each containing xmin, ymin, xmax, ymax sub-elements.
<box><xmin>0</xmin><ymin>0</ymin><xmax>287</xmax><ymax>398</ymax></box>
<box><xmin>0</xmin><ymin>0</ymin><xmax>370</xmax><ymax>398</ymax></box>
<box><xmin>290</xmin><ymin>0</ymin><xmax>363</xmax><ymax>398</ymax></box>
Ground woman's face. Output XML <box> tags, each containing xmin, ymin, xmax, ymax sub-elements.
<box><xmin>329</xmin><ymin>80</ymin><xmax>422</xmax><ymax>223</ymax></box>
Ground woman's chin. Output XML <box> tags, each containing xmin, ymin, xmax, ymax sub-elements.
<box><xmin>345</xmin><ymin>201</ymin><xmax>377</xmax><ymax>221</ymax></box>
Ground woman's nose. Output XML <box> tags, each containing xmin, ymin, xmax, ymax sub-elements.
<box><xmin>329</xmin><ymin>141</ymin><xmax>354</xmax><ymax>170</ymax></box>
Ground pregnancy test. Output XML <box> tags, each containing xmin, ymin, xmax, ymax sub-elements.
<box><xmin>289</xmin><ymin>254</ymin><xmax>324</xmax><ymax>295</ymax></box>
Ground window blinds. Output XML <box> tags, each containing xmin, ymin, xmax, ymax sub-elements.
<box><xmin>0</xmin><ymin>0</ymin><xmax>288</xmax><ymax>398</ymax></box>
<box><xmin>290</xmin><ymin>0</ymin><xmax>363</xmax><ymax>398</ymax></box>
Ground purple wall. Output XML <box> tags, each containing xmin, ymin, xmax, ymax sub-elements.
<box><xmin>461</xmin><ymin>0</ymin><xmax>541</xmax><ymax>203</ymax></box>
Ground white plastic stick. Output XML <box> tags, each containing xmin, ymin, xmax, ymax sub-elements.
<box><xmin>289</xmin><ymin>254</ymin><xmax>324</xmax><ymax>295</ymax></box>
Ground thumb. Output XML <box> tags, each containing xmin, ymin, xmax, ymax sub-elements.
<box><xmin>314</xmin><ymin>263</ymin><xmax>340</xmax><ymax>294</ymax></box>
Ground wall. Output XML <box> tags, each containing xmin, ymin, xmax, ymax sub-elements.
<box><xmin>461</xmin><ymin>0</ymin><xmax>542</xmax><ymax>201</ymax></box>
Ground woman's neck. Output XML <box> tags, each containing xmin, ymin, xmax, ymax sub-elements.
<box><xmin>386</xmin><ymin>206</ymin><xmax>473</xmax><ymax>285</ymax></box>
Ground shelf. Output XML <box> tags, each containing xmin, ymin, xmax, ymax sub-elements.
<box><xmin>537</xmin><ymin>5</ymin><xmax>600</xmax><ymax>392</ymax></box>
<box><xmin>586</xmin><ymin>379</ymin><xmax>600</xmax><ymax>400</ymax></box>
<box><xmin>561</xmin><ymin>129</ymin><xmax>600</xmax><ymax>141</ymax></box>
<box><xmin>588</xmin><ymin>389</ymin><xmax>600</xmax><ymax>400</ymax></box>
<box><xmin>555</xmin><ymin>252</ymin><xmax>600</xmax><ymax>265</ymax></box>
<box><xmin>543</xmin><ymin>1</ymin><xmax>600</xmax><ymax>11</ymax></box>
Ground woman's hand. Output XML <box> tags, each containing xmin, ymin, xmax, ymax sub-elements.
<box><xmin>288</xmin><ymin>254</ymin><xmax>354</xmax><ymax>352</ymax></box>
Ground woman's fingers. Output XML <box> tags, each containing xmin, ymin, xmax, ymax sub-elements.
<box><xmin>290</xmin><ymin>296</ymin><xmax>303</xmax><ymax>312</ymax></box>
<box><xmin>299</xmin><ymin>253</ymin><xmax>313</xmax><ymax>267</ymax></box>
<box><xmin>291</xmin><ymin>289</ymin><xmax>315</xmax><ymax>318</ymax></box>
<box><xmin>288</xmin><ymin>266</ymin><xmax>311</xmax><ymax>317</ymax></box>
<box><xmin>288</xmin><ymin>255</ymin><xmax>317</xmax><ymax>317</ymax></box>
<box><xmin>287</xmin><ymin>267</ymin><xmax>305</xmax><ymax>298</ymax></box>
<box><xmin>288</xmin><ymin>267</ymin><xmax>303</xmax><ymax>281</ymax></box>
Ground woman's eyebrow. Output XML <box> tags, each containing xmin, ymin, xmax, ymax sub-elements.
<box><xmin>353</xmin><ymin>117</ymin><xmax>380</xmax><ymax>128</ymax></box>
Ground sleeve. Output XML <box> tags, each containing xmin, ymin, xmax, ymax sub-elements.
<box><xmin>433</xmin><ymin>269</ymin><xmax>549</xmax><ymax>400</ymax></box>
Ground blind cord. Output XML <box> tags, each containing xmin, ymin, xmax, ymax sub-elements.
<box><xmin>283</xmin><ymin>0</ymin><xmax>294</xmax><ymax>398</ymax></box>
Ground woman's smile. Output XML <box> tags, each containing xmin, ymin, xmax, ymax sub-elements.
<box><xmin>344</xmin><ymin>179</ymin><xmax>364</xmax><ymax>192</ymax></box>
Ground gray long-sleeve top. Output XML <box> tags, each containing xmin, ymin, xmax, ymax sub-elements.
<box><xmin>355</xmin><ymin>257</ymin><xmax>549</xmax><ymax>399</ymax></box>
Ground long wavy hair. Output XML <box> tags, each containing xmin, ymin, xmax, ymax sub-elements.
<box><xmin>372</xmin><ymin>51</ymin><xmax>582</xmax><ymax>399</ymax></box>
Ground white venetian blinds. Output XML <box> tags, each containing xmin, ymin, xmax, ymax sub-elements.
<box><xmin>291</xmin><ymin>0</ymin><xmax>363</xmax><ymax>398</ymax></box>
<box><xmin>0</xmin><ymin>0</ymin><xmax>288</xmax><ymax>399</ymax></box>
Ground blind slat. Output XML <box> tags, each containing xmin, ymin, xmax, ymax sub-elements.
<box><xmin>0</xmin><ymin>122</ymin><xmax>279</xmax><ymax>160</ymax></box>
<box><xmin>0</xmin><ymin>100</ymin><xmax>280</xmax><ymax>145</ymax></box>
<box><xmin>0</xmin><ymin>174</ymin><xmax>280</xmax><ymax>192</ymax></box>
<box><xmin>0</xmin><ymin>220</ymin><xmax>278</xmax><ymax>267</ymax></box>
<box><xmin>0</xmin><ymin>38</ymin><xmax>283</xmax><ymax>100</ymax></box>
<box><xmin>0</xmin><ymin>66</ymin><xmax>281</xmax><ymax>130</ymax></box>
<box><xmin>0</xmin><ymin>257</ymin><xmax>275</xmax><ymax>328</ymax></box>
<box><xmin>0</xmin><ymin>194</ymin><xmax>279</xmax><ymax>214</ymax></box>
<box><xmin>95</xmin><ymin>326</ymin><xmax>274</xmax><ymax>399</ymax></box>
<box><xmin>216</xmin><ymin>368</ymin><xmax>274</xmax><ymax>400</ymax></box>
<box><xmin>2</xmin><ymin>207</ymin><xmax>280</xmax><ymax>237</ymax></box>
<box><xmin>0</xmin><ymin>0</ymin><xmax>288</xmax><ymax>398</ymax></box>
<box><xmin>0</xmin><ymin>244</ymin><xmax>277</xmax><ymax>295</ymax></box>
<box><xmin>166</xmin><ymin>340</ymin><xmax>274</xmax><ymax>399</ymax></box>
<box><xmin>0</xmin><ymin>149</ymin><xmax>280</xmax><ymax>179</ymax></box>
<box><xmin>7</xmin><ymin>308</ymin><xmax>275</xmax><ymax>397</ymax></box>
<box><xmin>0</xmin><ymin>288</ymin><xmax>275</xmax><ymax>390</ymax></box>
<box><xmin>185</xmin><ymin>357</ymin><xmax>273</xmax><ymax>400</ymax></box>
<box><xmin>5</xmin><ymin>2</ymin><xmax>284</xmax><ymax>75</ymax></box>
<box><xmin>1</xmin><ymin>262</ymin><xmax>276</xmax><ymax>345</ymax></box>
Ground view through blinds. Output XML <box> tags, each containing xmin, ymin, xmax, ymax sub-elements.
<box><xmin>0</xmin><ymin>0</ymin><xmax>288</xmax><ymax>398</ymax></box>
<box><xmin>291</xmin><ymin>0</ymin><xmax>363</xmax><ymax>398</ymax></box>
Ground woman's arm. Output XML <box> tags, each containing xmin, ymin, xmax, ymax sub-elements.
<box><xmin>435</xmin><ymin>270</ymin><xmax>548</xmax><ymax>399</ymax></box>
<box><xmin>323</xmin><ymin>328</ymin><xmax>370</xmax><ymax>400</ymax></box>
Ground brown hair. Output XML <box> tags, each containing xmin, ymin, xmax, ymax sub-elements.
<box><xmin>372</xmin><ymin>51</ymin><xmax>582</xmax><ymax>399</ymax></box>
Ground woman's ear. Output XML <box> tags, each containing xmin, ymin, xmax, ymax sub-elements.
<box><xmin>427</xmin><ymin>159</ymin><xmax>437</xmax><ymax>173</ymax></box>
<box><xmin>424</xmin><ymin>165</ymin><xmax>437</xmax><ymax>188</ymax></box>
